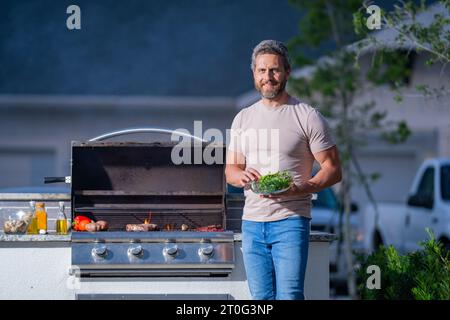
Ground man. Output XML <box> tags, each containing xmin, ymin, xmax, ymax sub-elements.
<box><xmin>225</xmin><ymin>40</ymin><xmax>342</xmax><ymax>300</ymax></box>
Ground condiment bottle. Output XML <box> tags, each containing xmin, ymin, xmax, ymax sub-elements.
<box><xmin>26</xmin><ymin>200</ymin><xmax>38</xmax><ymax>235</ymax></box>
<box><xmin>56</xmin><ymin>201</ymin><xmax>68</xmax><ymax>235</ymax></box>
<box><xmin>35</xmin><ymin>202</ymin><xmax>47</xmax><ymax>234</ymax></box>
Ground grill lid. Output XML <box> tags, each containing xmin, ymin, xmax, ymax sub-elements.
<box><xmin>71</xmin><ymin>141</ymin><xmax>225</xmax><ymax>196</ymax></box>
<box><xmin>70</xmin><ymin>141</ymin><xmax>227</xmax><ymax>230</ymax></box>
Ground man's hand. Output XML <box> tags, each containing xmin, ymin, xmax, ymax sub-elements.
<box><xmin>259</xmin><ymin>183</ymin><xmax>304</xmax><ymax>198</ymax></box>
<box><xmin>224</xmin><ymin>146</ymin><xmax>262</xmax><ymax>188</ymax></box>
<box><xmin>226</xmin><ymin>150</ymin><xmax>262</xmax><ymax>188</ymax></box>
<box><xmin>237</xmin><ymin>167</ymin><xmax>262</xmax><ymax>187</ymax></box>
<box><xmin>260</xmin><ymin>146</ymin><xmax>342</xmax><ymax>198</ymax></box>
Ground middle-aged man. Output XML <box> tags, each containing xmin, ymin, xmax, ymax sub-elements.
<box><xmin>225</xmin><ymin>40</ymin><xmax>342</xmax><ymax>300</ymax></box>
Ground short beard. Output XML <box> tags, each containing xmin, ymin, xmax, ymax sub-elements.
<box><xmin>255</xmin><ymin>78</ymin><xmax>287</xmax><ymax>100</ymax></box>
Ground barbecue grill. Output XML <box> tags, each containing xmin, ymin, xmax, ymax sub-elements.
<box><xmin>46</xmin><ymin>129</ymin><xmax>234</xmax><ymax>277</ymax></box>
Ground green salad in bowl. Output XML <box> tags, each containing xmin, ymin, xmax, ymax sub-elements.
<box><xmin>251</xmin><ymin>171</ymin><xmax>293</xmax><ymax>195</ymax></box>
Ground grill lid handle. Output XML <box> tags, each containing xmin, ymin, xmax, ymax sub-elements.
<box><xmin>44</xmin><ymin>176</ymin><xmax>71</xmax><ymax>184</ymax></box>
<box><xmin>89</xmin><ymin>127</ymin><xmax>208</xmax><ymax>143</ymax></box>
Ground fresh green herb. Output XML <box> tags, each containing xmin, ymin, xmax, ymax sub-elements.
<box><xmin>255</xmin><ymin>171</ymin><xmax>293</xmax><ymax>194</ymax></box>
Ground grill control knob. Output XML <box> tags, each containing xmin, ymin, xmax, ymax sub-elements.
<box><xmin>163</xmin><ymin>244</ymin><xmax>178</xmax><ymax>257</ymax></box>
<box><xmin>92</xmin><ymin>245</ymin><xmax>107</xmax><ymax>257</ymax></box>
<box><xmin>198</xmin><ymin>244</ymin><xmax>214</xmax><ymax>257</ymax></box>
<box><xmin>128</xmin><ymin>245</ymin><xmax>143</xmax><ymax>257</ymax></box>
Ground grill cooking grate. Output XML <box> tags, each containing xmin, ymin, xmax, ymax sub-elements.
<box><xmin>74</xmin><ymin>210</ymin><xmax>223</xmax><ymax>231</ymax></box>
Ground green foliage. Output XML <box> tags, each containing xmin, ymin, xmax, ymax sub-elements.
<box><xmin>381</xmin><ymin>121</ymin><xmax>412</xmax><ymax>144</ymax></box>
<box><xmin>370</xmin><ymin>172</ymin><xmax>381</xmax><ymax>182</ymax></box>
<box><xmin>353</xmin><ymin>10</ymin><xmax>367</xmax><ymax>36</ymax></box>
<box><xmin>254</xmin><ymin>171</ymin><xmax>293</xmax><ymax>194</ymax></box>
<box><xmin>356</xmin><ymin>0</ymin><xmax>450</xmax><ymax>100</ymax></box>
<box><xmin>366</xmin><ymin>50</ymin><xmax>413</xmax><ymax>89</ymax></box>
<box><xmin>289</xmin><ymin>0</ymin><xmax>361</xmax><ymax>47</ymax></box>
<box><xmin>357</xmin><ymin>229</ymin><xmax>450</xmax><ymax>300</ymax></box>
<box><xmin>369</xmin><ymin>111</ymin><xmax>387</xmax><ymax>128</ymax></box>
<box><xmin>352</xmin><ymin>170</ymin><xmax>382</xmax><ymax>186</ymax></box>
<box><xmin>393</xmin><ymin>94</ymin><xmax>403</xmax><ymax>103</ymax></box>
<box><xmin>288</xmin><ymin>0</ymin><xmax>363</xmax><ymax>66</ymax></box>
<box><xmin>415</xmin><ymin>84</ymin><xmax>449</xmax><ymax>98</ymax></box>
<box><xmin>288</xmin><ymin>77</ymin><xmax>313</xmax><ymax>99</ymax></box>
<box><xmin>287</xmin><ymin>1</ymin><xmax>413</xmax><ymax>168</ymax></box>
<box><xmin>289</xmin><ymin>0</ymin><xmax>333</xmax><ymax>47</ymax></box>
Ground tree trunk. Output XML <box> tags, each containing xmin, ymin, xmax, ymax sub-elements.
<box><xmin>341</xmin><ymin>85</ymin><xmax>357</xmax><ymax>299</ymax></box>
<box><xmin>342</xmin><ymin>163</ymin><xmax>357</xmax><ymax>299</ymax></box>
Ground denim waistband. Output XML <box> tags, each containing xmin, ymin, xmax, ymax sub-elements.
<box><xmin>243</xmin><ymin>214</ymin><xmax>311</xmax><ymax>223</ymax></box>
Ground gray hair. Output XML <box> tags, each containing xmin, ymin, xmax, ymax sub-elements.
<box><xmin>251</xmin><ymin>40</ymin><xmax>291</xmax><ymax>71</ymax></box>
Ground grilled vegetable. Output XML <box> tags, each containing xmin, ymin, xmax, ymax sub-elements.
<box><xmin>72</xmin><ymin>215</ymin><xmax>92</xmax><ymax>231</ymax></box>
<box><xmin>76</xmin><ymin>219</ymin><xmax>92</xmax><ymax>232</ymax></box>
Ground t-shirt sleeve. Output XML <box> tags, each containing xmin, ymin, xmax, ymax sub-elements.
<box><xmin>306</xmin><ymin>109</ymin><xmax>336</xmax><ymax>154</ymax></box>
<box><xmin>227</xmin><ymin>111</ymin><xmax>244</xmax><ymax>154</ymax></box>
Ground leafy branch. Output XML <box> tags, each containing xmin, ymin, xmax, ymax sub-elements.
<box><xmin>354</xmin><ymin>0</ymin><xmax>450</xmax><ymax>99</ymax></box>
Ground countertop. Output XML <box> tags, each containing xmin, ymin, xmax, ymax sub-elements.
<box><xmin>0</xmin><ymin>233</ymin><xmax>71</xmax><ymax>242</ymax></box>
<box><xmin>0</xmin><ymin>231</ymin><xmax>336</xmax><ymax>242</ymax></box>
<box><xmin>0</xmin><ymin>193</ymin><xmax>337</xmax><ymax>243</ymax></box>
<box><xmin>0</xmin><ymin>193</ymin><xmax>70</xmax><ymax>201</ymax></box>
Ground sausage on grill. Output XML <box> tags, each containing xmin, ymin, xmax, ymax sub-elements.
<box><xmin>126</xmin><ymin>223</ymin><xmax>159</xmax><ymax>232</ymax></box>
<box><xmin>194</xmin><ymin>224</ymin><xmax>224</xmax><ymax>232</ymax></box>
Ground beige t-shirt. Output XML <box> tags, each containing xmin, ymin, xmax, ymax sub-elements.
<box><xmin>228</xmin><ymin>96</ymin><xmax>335</xmax><ymax>221</ymax></box>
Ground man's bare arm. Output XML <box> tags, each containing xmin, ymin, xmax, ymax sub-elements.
<box><xmin>297</xmin><ymin>145</ymin><xmax>342</xmax><ymax>194</ymax></box>
<box><xmin>225</xmin><ymin>150</ymin><xmax>261</xmax><ymax>187</ymax></box>
<box><xmin>261</xmin><ymin>146</ymin><xmax>341</xmax><ymax>198</ymax></box>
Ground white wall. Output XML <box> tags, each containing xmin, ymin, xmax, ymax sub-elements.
<box><xmin>346</xmin><ymin>52</ymin><xmax>447</xmax><ymax>208</ymax></box>
<box><xmin>0</xmin><ymin>96</ymin><xmax>236</xmax><ymax>188</ymax></box>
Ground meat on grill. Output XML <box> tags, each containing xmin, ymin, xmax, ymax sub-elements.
<box><xmin>126</xmin><ymin>223</ymin><xmax>160</xmax><ymax>232</ymax></box>
<box><xmin>194</xmin><ymin>224</ymin><xmax>224</xmax><ymax>232</ymax></box>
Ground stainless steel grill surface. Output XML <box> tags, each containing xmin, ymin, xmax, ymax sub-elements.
<box><xmin>71</xmin><ymin>231</ymin><xmax>235</xmax><ymax>277</ymax></box>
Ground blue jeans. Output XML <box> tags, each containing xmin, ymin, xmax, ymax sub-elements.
<box><xmin>242</xmin><ymin>215</ymin><xmax>311</xmax><ymax>300</ymax></box>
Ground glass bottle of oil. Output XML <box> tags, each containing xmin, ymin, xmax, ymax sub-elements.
<box><xmin>35</xmin><ymin>202</ymin><xmax>47</xmax><ymax>234</ymax></box>
<box><xmin>26</xmin><ymin>200</ymin><xmax>38</xmax><ymax>235</ymax></box>
<box><xmin>56</xmin><ymin>201</ymin><xmax>68</xmax><ymax>235</ymax></box>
